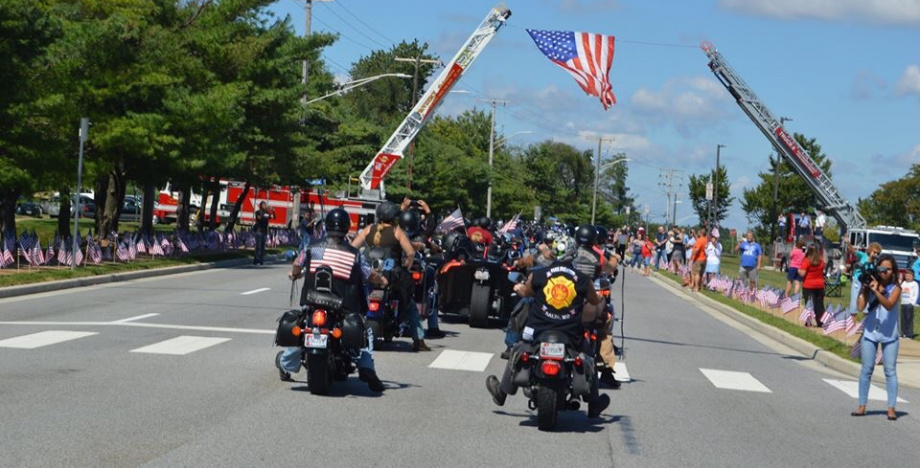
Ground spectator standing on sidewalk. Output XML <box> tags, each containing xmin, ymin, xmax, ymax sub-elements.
<box><xmin>785</xmin><ymin>238</ymin><xmax>806</xmax><ymax>297</ymax></box>
<box><xmin>670</xmin><ymin>228</ymin><xmax>685</xmax><ymax>270</ymax></box>
<box><xmin>253</xmin><ymin>201</ymin><xmax>272</xmax><ymax>265</ymax></box>
<box><xmin>777</xmin><ymin>213</ymin><xmax>787</xmax><ymax>241</ymax></box>
<box><xmin>689</xmin><ymin>229</ymin><xmax>708</xmax><ymax>292</ymax></box>
<box><xmin>705</xmin><ymin>229</ymin><xmax>722</xmax><ymax>282</ymax></box>
<box><xmin>735</xmin><ymin>231</ymin><xmax>763</xmax><ymax>290</ymax></box>
<box><xmin>798</xmin><ymin>243</ymin><xmax>826</xmax><ymax>327</ymax></box>
<box><xmin>852</xmin><ymin>254</ymin><xmax>902</xmax><ymax>421</ymax></box>
<box><xmin>641</xmin><ymin>234</ymin><xmax>654</xmax><ymax>277</ymax></box>
<box><xmin>814</xmin><ymin>209</ymin><xmax>826</xmax><ymax>239</ymax></box>
<box><xmin>684</xmin><ymin>228</ymin><xmax>696</xmax><ymax>264</ymax></box>
<box><xmin>653</xmin><ymin>226</ymin><xmax>667</xmax><ymax>271</ymax></box>
<box><xmin>796</xmin><ymin>211</ymin><xmax>811</xmax><ymax>239</ymax></box>
<box><xmin>901</xmin><ymin>270</ymin><xmax>917</xmax><ymax>339</ymax></box>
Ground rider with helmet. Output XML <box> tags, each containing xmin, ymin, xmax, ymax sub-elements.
<box><xmin>485</xmin><ymin>234</ymin><xmax>611</xmax><ymax>418</ymax></box>
<box><xmin>399</xmin><ymin>198</ymin><xmax>446</xmax><ymax>339</ymax></box>
<box><xmin>466</xmin><ymin>217</ymin><xmax>494</xmax><ymax>246</ymax></box>
<box><xmin>572</xmin><ymin>224</ymin><xmax>622</xmax><ymax>389</ymax></box>
<box><xmin>276</xmin><ymin>208</ymin><xmax>386</xmax><ymax>392</ymax></box>
<box><xmin>351</xmin><ymin>201</ymin><xmax>430</xmax><ymax>352</ymax></box>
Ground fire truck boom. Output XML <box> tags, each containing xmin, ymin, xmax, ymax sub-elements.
<box><xmin>357</xmin><ymin>3</ymin><xmax>512</xmax><ymax>198</ymax></box>
<box><xmin>701</xmin><ymin>41</ymin><xmax>867</xmax><ymax>232</ymax></box>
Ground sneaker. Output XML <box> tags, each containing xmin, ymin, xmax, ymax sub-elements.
<box><xmin>485</xmin><ymin>375</ymin><xmax>506</xmax><ymax>406</ymax></box>
<box><xmin>599</xmin><ymin>370</ymin><xmax>621</xmax><ymax>389</ymax></box>
<box><xmin>358</xmin><ymin>368</ymin><xmax>385</xmax><ymax>392</ymax></box>
<box><xmin>425</xmin><ymin>328</ymin><xmax>446</xmax><ymax>339</ymax></box>
<box><xmin>587</xmin><ymin>393</ymin><xmax>610</xmax><ymax>418</ymax></box>
<box><xmin>275</xmin><ymin>351</ymin><xmax>293</xmax><ymax>382</ymax></box>
<box><xmin>412</xmin><ymin>339</ymin><xmax>431</xmax><ymax>352</ymax></box>
<box><xmin>500</xmin><ymin>347</ymin><xmax>512</xmax><ymax>360</ymax></box>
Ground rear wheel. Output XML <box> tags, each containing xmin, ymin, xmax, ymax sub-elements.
<box><xmin>306</xmin><ymin>353</ymin><xmax>331</xmax><ymax>395</ymax></box>
<box><xmin>469</xmin><ymin>282</ymin><xmax>491</xmax><ymax>328</ymax></box>
<box><xmin>536</xmin><ymin>385</ymin><xmax>559</xmax><ymax>431</ymax></box>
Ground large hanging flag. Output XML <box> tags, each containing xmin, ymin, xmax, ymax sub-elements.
<box><xmin>526</xmin><ymin>29</ymin><xmax>616</xmax><ymax>110</ymax></box>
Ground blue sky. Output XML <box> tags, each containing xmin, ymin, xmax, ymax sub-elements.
<box><xmin>269</xmin><ymin>0</ymin><xmax>920</xmax><ymax>231</ymax></box>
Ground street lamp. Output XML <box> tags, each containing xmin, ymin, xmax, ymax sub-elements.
<box><xmin>304</xmin><ymin>73</ymin><xmax>412</xmax><ymax>105</ymax></box>
<box><xmin>592</xmin><ymin>157</ymin><xmax>630</xmax><ymax>224</ymax></box>
<box><xmin>774</xmin><ymin>116</ymin><xmax>792</xmax><ymax>241</ymax></box>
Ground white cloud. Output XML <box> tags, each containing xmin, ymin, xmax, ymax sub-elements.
<box><xmin>895</xmin><ymin>65</ymin><xmax>920</xmax><ymax>96</ymax></box>
<box><xmin>719</xmin><ymin>0</ymin><xmax>920</xmax><ymax>27</ymax></box>
<box><xmin>629</xmin><ymin>76</ymin><xmax>735</xmax><ymax>136</ymax></box>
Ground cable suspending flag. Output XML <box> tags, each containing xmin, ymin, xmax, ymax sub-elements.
<box><xmin>527</xmin><ymin>29</ymin><xmax>616</xmax><ymax>110</ymax></box>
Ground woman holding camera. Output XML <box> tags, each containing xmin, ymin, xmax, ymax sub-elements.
<box><xmin>798</xmin><ymin>244</ymin><xmax>826</xmax><ymax>326</ymax></box>
<box><xmin>851</xmin><ymin>254</ymin><xmax>902</xmax><ymax>421</ymax></box>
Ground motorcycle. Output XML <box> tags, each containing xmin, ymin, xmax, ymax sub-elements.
<box><xmin>438</xmin><ymin>236</ymin><xmax>520</xmax><ymax>328</ymax></box>
<box><xmin>364</xmin><ymin>247</ymin><xmax>402</xmax><ymax>347</ymax></box>
<box><xmin>276</xmin><ymin>266</ymin><xmax>367</xmax><ymax>395</ymax></box>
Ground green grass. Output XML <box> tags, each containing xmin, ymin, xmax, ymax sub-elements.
<box><xmin>0</xmin><ymin>248</ymin><xmax>285</xmax><ymax>288</ymax></box>
<box><xmin>15</xmin><ymin>216</ymin><xmax>175</xmax><ymax>245</ymax></box>
<box><xmin>718</xmin><ymin>254</ymin><xmax>853</xmax><ymax>309</ymax></box>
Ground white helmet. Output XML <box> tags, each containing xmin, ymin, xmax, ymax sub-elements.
<box><xmin>551</xmin><ymin>235</ymin><xmax>576</xmax><ymax>262</ymax></box>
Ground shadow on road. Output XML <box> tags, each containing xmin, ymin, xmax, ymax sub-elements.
<box><xmin>625</xmin><ymin>335</ymin><xmax>803</xmax><ymax>359</ymax></box>
<box><xmin>490</xmin><ymin>409</ymin><xmax>613</xmax><ymax>434</ymax></box>
<box><xmin>288</xmin><ymin>377</ymin><xmax>416</xmax><ymax>398</ymax></box>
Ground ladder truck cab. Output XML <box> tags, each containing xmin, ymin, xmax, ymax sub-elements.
<box><xmin>700</xmin><ymin>42</ymin><xmax>918</xmax><ymax>271</ymax></box>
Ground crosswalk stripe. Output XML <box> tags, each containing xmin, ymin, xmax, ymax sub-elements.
<box><xmin>700</xmin><ymin>368</ymin><xmax>772</xmax><ymax>393</ymax></box>
<box><xmin>428</xmin><ymin>350</ymin><xmax>494</xmax><ymax>372</ymax></box>
<box><xmin>130</xmin><ymin>336</ymin><xmax>231</xmax><ymax>355</ymax></box>
<box><xmin>822</xmin><ymin>379</ymin><xmax>908</xmax><ymax>403</ymax></box>
<box><xmin>241</xmin><ymin>288</ymin><xmax>271</xmax><ymax>296</ymax></box>
<box><xmin>0</xmin><ymin>331</ymin><xmax>98</xmax><ymax>349</ymax></box>
<box><xmin>612</xmin><ymin>362</ymin><xmax>631</xmax><ymax>382</ymax></box>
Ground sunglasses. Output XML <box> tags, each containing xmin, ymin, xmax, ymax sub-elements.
<box><xmin>877</xmin><ymin>266</ymin><xmax>892</xmax><ymax>274</ymax></box>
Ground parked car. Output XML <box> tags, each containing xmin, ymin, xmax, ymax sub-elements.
<box><xmin>120</xmin><ymin>195</ymin><xmax>142</xmax><ymax>222</ymax></box>
<box><xmin>47</xmin><ymin>194</ymin><xmax>95</xmax><ymax>219</ymax></box>
<box><xmin>16</xmin><ymin>201</ymin><xmax>43</xmax><ymax>217</ymax></box>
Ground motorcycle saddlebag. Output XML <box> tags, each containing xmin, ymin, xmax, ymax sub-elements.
<box><xmin>341</xmin><ymin>312</ymin><xmax>367</xmax><ymax>349</ymax></box>
<box><xmin>571</xmin><ymin>352</ymin><xmax>595</xmax><ymax>399</ymax></box>
<box><xmin>275</xmin><ymin>309</ymin><xmax>305</xmax><ymax>347</ymax></box>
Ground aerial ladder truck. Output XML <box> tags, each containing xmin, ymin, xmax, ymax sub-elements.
<box><xmin>355</xmin><ymin>3</ymin><xmax>512</xmax><ymax>200</ymax></box>
<box><xmin>701</xmin><ymin>42</ymin><xmax>918</xmax><ymax>269</ymax></box>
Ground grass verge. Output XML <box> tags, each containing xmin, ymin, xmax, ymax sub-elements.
<box><xmin>656</xmin><ymin>269</ymin><xmax>856</xmax><ymax>362</ymax></box>
<box><xmin>0</xmin><ymin>248</ymin><xmax>286</xmax><ymax>288</ymax></box>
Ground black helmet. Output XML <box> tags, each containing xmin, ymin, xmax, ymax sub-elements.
<box><xmin>575</xmin><ymin>225</ymin><xmax>596</xmax><ymax>247</ymax></box>
<box><xmin>444</xmin><ymin>231</ymin><xmax>470</xmax><ymax>260</ymax></box>
<box><xmin>595</xmin><ymin>225</ymin><xmax>608</xmax><ymax>244</ymax></box>
<box><xmin>398</xmin><ymin>209</ymin><xmax>421</xmax><ymax>237</ymax></box>
<box><xmin>375</xmin><ymin>201</ymin><xmax>400</xmax><ymax>224</ymax></box>
<box><xmin>476</xmin><ymin>217</ymin><xmax>493</xmax><ymax>230</ymax></box>
<box><xmin>325</xmin><ymin>208</ymin><xmax>351</xmax><ymax>237</ymax></box>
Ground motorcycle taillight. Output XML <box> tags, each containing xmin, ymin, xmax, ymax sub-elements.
<box><xmin>368</xmin><ymin>301</ymin><xmax>380</xmax><ymax>312</ymax></box>
<box><xmin>311</xmin><ymin>310</ymin><xmax>327</xmax><ymax>327</ymax></box>
<box><xmin>541</xmin><ymin>360</ymin><xmax>561</xmax><ymax>377</ymax></box>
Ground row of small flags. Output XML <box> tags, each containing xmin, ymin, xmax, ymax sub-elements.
<box><xmin>0</xmin><ymin>228</ymin><xmax>300</xmax><ymax>268</ymax></box>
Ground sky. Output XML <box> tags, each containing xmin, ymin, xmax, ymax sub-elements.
<box><xmin>269</xmin><ymin>0</ymin><xmax>920</xmax><ymax>231</ymax></box>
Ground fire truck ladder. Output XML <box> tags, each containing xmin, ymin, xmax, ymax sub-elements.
<box><xmin>701</xmin><ymin>42</ymin><xmax>866</xmax><ymax>232</ymax></box>
<box><xmin>356</xmin><ymin>3</ymin><xmax>512</xmax><ymax>199</ymax></box>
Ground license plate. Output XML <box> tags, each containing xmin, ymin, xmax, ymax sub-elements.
<box><xmin>305</xmin><ymin>333</ymin><xmax>328</xmax><ymax>349</ymax></box>
<box><xmin>540</xmin><ymin>342</ymin><xmax>565</xmax><ymax>359</ymax></box>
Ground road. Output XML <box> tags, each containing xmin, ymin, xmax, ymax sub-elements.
<box><xmin>2</xmin><ymin>263</ymin><xmax>918</xmax><ymax>467</ymax></box>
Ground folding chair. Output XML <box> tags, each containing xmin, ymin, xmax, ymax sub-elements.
<box><xmin>825</xmin><ymin>271</ymin><xmax>842</xmax><ymax>297</ymax></box>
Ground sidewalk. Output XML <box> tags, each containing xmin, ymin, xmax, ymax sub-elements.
<box><xmin>646</xmin><ymin>270</ymin><xmax>920</xmax><ymax>390</ymax></box>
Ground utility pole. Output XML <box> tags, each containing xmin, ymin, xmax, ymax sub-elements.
<box><xmin>481</xmin><ymin>98</ymin><xmax>508</xmax><ymax>218</ymax></box>
<box><xmin>396</xmin><ymin>55</ymin><xmax>441</xmax><ymax>190</ymax></box>
<box><xmin>657</xmin><ymin>167</ymin><xmax>683</xmax><ymax>229</ymax></box>
<box><xmin>591</xmin><ymin>136</ymin><xmax>616</xmax><ymax>224</ymax></box>
<box><xmin>73</xmin><ymin>118</ymin><xmax>89</xmax><ymax>270</ymax></box>
<box><xmin>713</xmin><ymin>144</ymin><xmax>725</xmax><ymax>229</ymax></box>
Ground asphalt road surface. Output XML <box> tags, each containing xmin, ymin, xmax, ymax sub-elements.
<box><xmin>2</xmin><ymin>263</ymin><xmax>918</xmax><ymax>467</ymax></box>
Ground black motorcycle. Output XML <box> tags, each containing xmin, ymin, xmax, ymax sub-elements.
<box><xmin>439</xmin><ymin>237</ymin><xmax>519</xmax><ymax>328</ymax></box>
<box><xmin>276</xmin><ymin>266</ymin><xmax>367</xmax><ymax>395</ymax></box>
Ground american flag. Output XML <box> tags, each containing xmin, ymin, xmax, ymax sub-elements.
<box><xmin>0</xmin><ymin>240</ymin><xmax>13</xmax><ymax>268</ymax></box>
<box><xmin>136</xmin><ymin>236</ymin><xmax>147</xmax><ymax>254</ymax></box>
<box><xmin>149</xmin><ymin>237</ymin><xmax>165</xmax><ymax>257</ymax></box>
<box><xmin>176</xmin><ymin>234</ymin><xmax>189</xmax><ymax>254</ymax></box>
<box><xmin>436</xmin><ymin>208</ymin><xmax>465</xmax><ymax>233</ymax></box>
<box><xmin>31</xmin><ymin>235</ymin><xmax>44</xmax><ymax>266</ymax></box>
<box><xmin>498</xmin><ymin>213</ymin><xmax>520</xmax><ymax>235</ymax></box>
<box><xmin>45</xmin><ymin>234</ymin><xmax>57</xmax><ymax>265</ymax></box>
<box><xmin>780</xmin><ymin>293</ymin><xmax>800</xmax><ymax>315</ymax></box>
<box><xmin>159</xmin><ymin>235</ymin><xmax>173</xmax><ymax>256</ymax></box>
<box><xmin>86</xmin><ymin>235</ymin><xmax>102</xmax><ymax>265</ymax></box>
<box><xmin>823</xmin><ymin>306</ymin><xmax>847</xmax><ymax>335</ymax></box>
<box><xmin>116</xmin><ymin>241</ymin><xmax>130</xmax><ymax>262</ymax></box>
<box><xmin>527</xmin><ymin>29</ymin><xmax>617</xmax><ymax>110</ymax></box>
<box><xmin>846</xmin><ymin>314</ymin><xmax>864</xmax><ymax>337</ymax></box>
<box><xmin>799</xmin><ymin>299</ymin><xmax>815</xmax><ymax>326</ymax></box>
<box><xmin>306</xmin><ymin>246</ymin><xmax>356</xmax><ymax>280</ymax></box>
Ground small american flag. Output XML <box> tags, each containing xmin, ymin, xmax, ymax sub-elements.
<box><xmin>307</xmin><ymin>246</ymin><xmax>356</xmax><ymax>280</ymax></box>
<box><xmin>823</xmin><ymin>306</ymin><xmax>847</xmax><ymax>335</ymax></box>
<box><xmin>846</xmin><ymin>315</ymin><xmax>864</xmax><ymax>337</ymax></box>
<box><xmin>498</xmin><ymin>213</ymin><xmax>520</xmax><ymax>235</ymax></box>
<box><xmin>799</xmin><ymin>300</ymin><xmax>815</xmax><ymax>326</ymax></box>
<box><xmin>150</xmin><ymin>237</ymin><xmax>165</xmax><ymax>257</ymax></box>
<box><xmin>527</xmin><ymin>29</ymin><xmax>617</xmax><ymax>110</ymax></box>
<box><xmin>436</xmin><ymin>208</ymin><xmax>465</xmax><ymax>233</ymax></box>
<box><xmin>780</xmin><ymin>293</ymin><xmax>800</xmax><ymax>315</ymax></box>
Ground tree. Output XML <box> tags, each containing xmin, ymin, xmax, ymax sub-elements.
<box><xmin>598</xmin><ymin>152</ymin><xmax>634</xmax><ymax>216</ymax></box>
<box><xmin>688</xmin><ymin>165</ymin><xmax>733</xmax><ymax>227</ymax></box>
<box><xmin>740</xmin><ymin>134</ymin><xmax>833</xmax><ymax>238</ymax></box>
<box><xmin>858</xmin><ymin>164</ymin><xmax>920</xmax><ymax>231</ymax></box>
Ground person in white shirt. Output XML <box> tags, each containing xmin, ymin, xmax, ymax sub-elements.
<box><xmin>797</xmin><ymin>211</ymin><xmax>811</xmax><ymax>239</ymax></box>
<box><xmin>901</xmin><ymin>270</ymin><xmax>917</xmax><ymax>339</ymax></box>
<box><xmin>814</xmin><ymin>209</ymin><xmax>826</xmax><ymax>239</ymax></box>
<box><xmin>704</xmin><ymin>229</ymin><xmax>722</xmax><ymax>282</ymax></box>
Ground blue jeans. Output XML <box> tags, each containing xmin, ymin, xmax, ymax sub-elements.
<box><xmin>279</xmin><ymin>326</ymin><xmax>375</xmax><ymax>373</ymax></box>
<box><xmin>254</xmin><ymin>231</ymin><xmax>266</xmax><ymax>263</ymax></box>
<box><xmin>653</xmin><ymin>249</ymin><xmax>666</xmax><ymax>270</ymax></box>
<box><xmin>858</xmin><ymin>338</ymin><xmax>899</xmax><ymax>407</ymax></box>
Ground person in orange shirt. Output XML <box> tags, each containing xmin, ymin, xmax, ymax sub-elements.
<box><xmin>689</xmin><ymin>229</ymin><xmax>709</xmax><ymax>292</ymax></box>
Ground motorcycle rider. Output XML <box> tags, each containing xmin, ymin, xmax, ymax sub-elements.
<box><xmin>466</xmin><ymin>217</ymin><xmax>494</xmax><ymax>246</ymax></box>
<box><xmin>351</xmin><ymin>201</ymin><xmax>430</xmax><ymax>352</ymax></box>
<box><xmin>398</xmin><ymin>200</ymin><xmax>446</xmax><ymax>339</ymax></box>
<box><xmin>276</xmin><ymin>208</ymin><xmax>386</xmax><ymax>392</ymax></box>
<box><xmin>485</xmin><ymin>235</ymin><xmax>611</xmax><ymax>418</ymax></box>
<box><xmin>500</xmin><ymin>229</ymin><xmax>556</xmax><ymax>359</ymax></box>
<box><xmin>572</xmin><ymin>225</ymin><xmax>622</xmax><ymax>389</ymax></box>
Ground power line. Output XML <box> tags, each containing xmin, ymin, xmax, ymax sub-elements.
<box><xmin>333</xmin><ymin>0</ymin><xmax>397</xmax><ymax>47</ymax></box>
<box><xmin>319</xmin><ymin>1</ymin><xmax>392</xmax><ymax>50</ymax></box>
<box><xmin>312</xmin><ymin>15</ymin><xmax>377</xmax><ymax>51</ymax></box>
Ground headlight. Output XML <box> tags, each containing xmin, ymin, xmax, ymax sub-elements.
<box><xmin>474</xmin><ymin>269</ymin><xmax>490</xmax><ymax>281</ymax></box>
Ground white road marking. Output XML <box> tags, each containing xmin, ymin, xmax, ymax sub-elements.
<box><xmin>0</xmin><ymin>331</ymin><xmax>98</xmax><ymax>349</ymax></box>
<box><xmin>130</xmin><ymin>335</ymin><xmax>231</xmax><ymax>355</ymax></box>
<box><xmin>428</xmin><ymin>350</ymin><xmax>494</xmax><ymax>372</ymax></box>
<box><xmin>112</xmin><ymin>313</ymin><xmax>160</xmax><ymax>323</ymax></box>
<box><xmin>613</xmin><ymin>362</ymin><xmax>631</xmax><ymax>382</ymax></box>
<box><xmin>822</xmin><ymin>379</ymin><xmax>908</xmax><ymax>403</ymax></box>
<box><xmin>0</xmin><ymin>321</ymin><xmax>274</xmax><ymax>335</ymax></box>
<box><xmin>241</xmin><ymin>288</ymin><xmax>271</xmax><ymax>296</ymax></box>
<box><xmin>700</xmin><ymin>368</ymin><xmax>772</xmax><ymax>393</ymax></box>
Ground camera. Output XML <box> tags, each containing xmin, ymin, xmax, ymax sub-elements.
<box><xmin>854</xmin><ymin>262</ymin><xmax>881</xmax><ymax>286</ymax></box>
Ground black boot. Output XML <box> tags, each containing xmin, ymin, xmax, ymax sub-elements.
<box><xmin>425</xmin><ymin>328</ymin><xmax>446</xmax><ymax>339</ymax></box>
<box><xmin>485</xmin><ymin>375</ymin><xmax>507</xmax><ymax>406</ymax></box>
<box><xmin>358</xmin><ymin>368</ymin><xmax>385</xmax><ymax>392</ymax></box>
<box><xmin>500</xmin><ymin>347</ymin><xmax>512</xmax><ymax>360</ymax></box>
<box><xmin>412</xmin><ymin>339</ymin><xmax>431</xmax><ymax>352</ymax></box>
<box><xmin>588</xmin><ymin>394</ymin><xmax>610</xmax><ymax>418</ymax></box>
<box><xmin>599</xmin><ymin>369</ymin><xmax>621</xmax><ymax>389</ymax></box>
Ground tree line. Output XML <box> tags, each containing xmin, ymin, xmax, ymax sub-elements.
<box><xmin>0</xmin><ymin>0</ymin><xmax>635</xmax><ymax>240</ymax></box>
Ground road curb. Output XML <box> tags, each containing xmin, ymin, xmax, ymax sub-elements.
<box><xmin>0</xmin><ymin>254</ymin><xmax>286</xmax><ymax>300</ymax></box>
<box><xmin>646</xmin><ymin>272</ymin><xmax>920</xmax><ymax>391</ymax></box>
